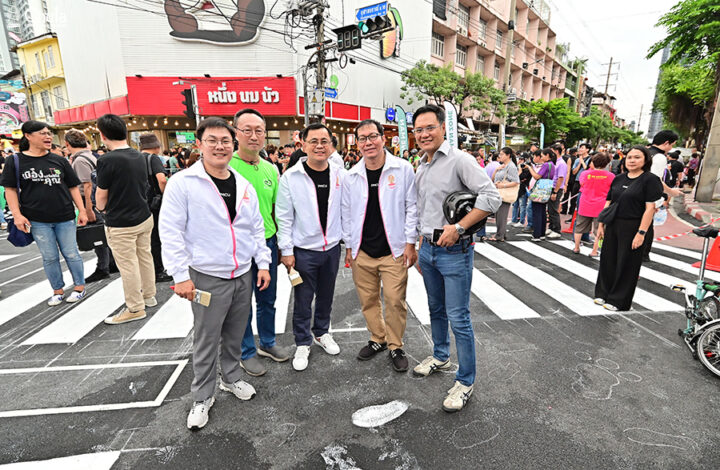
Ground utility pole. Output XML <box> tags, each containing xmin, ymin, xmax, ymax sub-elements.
<box><xmin>190</xmin><ymin>84</ymin><xmax>200</xmax><ymax>128</ymax></box>
<box><xmin>637</xmin><ymin>103</ymin><xmax>643</xmax><ymax>130</ymax></box>
<box><xmin>603</xmin><ymin>57</ymin><xmax>613</xmax><ymax>96</ymax></box>
<box><xmin>498</xmin><ymin>0</ymin><xmax>517</xmax><ymax>149</ymax></box>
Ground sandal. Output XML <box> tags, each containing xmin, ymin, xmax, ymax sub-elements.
<box><xmin>588</xmin><ymin>252</ymin><xmax>599</xmax><ymax>258</ymax></box>
<box><xmin>572</xmin><ymin>249</ymin><xmax>581</xmax><ymax>254</ymax></box>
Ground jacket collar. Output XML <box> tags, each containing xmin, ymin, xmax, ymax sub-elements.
<box><xmin>185</xmin><ymin>159</ymin><xmax>241</xmax><ymax>182</ymax></box>
<box><xmin>349</xmin><ymin>150</ymin><xmax>399</xmax><ymax>177</ymax></box>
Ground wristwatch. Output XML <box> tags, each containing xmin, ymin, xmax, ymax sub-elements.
<box><xmin>455</xmin><ymin>223</ymin><xmax>465</xmax><ymax>235</ymax></box>
<box><xmin>637</xmin><ymin>229</ymin><xmax>647</xmax><ymax>235</ymax></box>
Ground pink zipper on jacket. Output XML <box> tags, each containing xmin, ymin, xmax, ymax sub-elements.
<box><xmin>376</xmin><ymin>166</ymin><xmax>395</xmax><ymax>257</ymax></box>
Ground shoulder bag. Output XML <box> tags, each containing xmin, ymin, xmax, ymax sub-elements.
<box><xmin>529</xmin><ymin>162</ymin><xmax>554</xmax><ymax>203</ymax></box>
<box><xmin>597</xmin><ymin>175</ymin><xmax>642</xmax><ymax>225</ymax></box>
<box><xmin>7</xmin><ymin>154</ymin><xmax>34</xmax><ymax>247</ymax></box>
<box><xmin>145</xmin><ymin>152</ymin><xmax>163</xmax><ymax>212</ymax></box>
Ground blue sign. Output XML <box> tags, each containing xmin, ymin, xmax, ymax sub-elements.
<box><xmin>356</xmin><ymin>2</ymin><xmax>388</xmax><ymax>21</ymax></box>
<box><xmin>385</xmin><ymin>107</ymin><xmax>396</xmax><ymax>122</ymax></box>
<box><xmin>325</xmin><ymin>88</ymin><xmax>338</xmax><ymax>99</ymax></box>
<box><xmin>405</xmin><ymin>111</ymin><xmax>413</xmax><ymax>124</ymax></box>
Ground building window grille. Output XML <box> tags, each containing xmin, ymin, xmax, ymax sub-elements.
<box><xmin>432</xmin><ymin>32</ymin><xmax>445</xmax><ymax>57</ymax></box>
<box><xmin>456</xmin><ymin>44</ymin><xmax>467</xmax><ymax>68</ymax></box>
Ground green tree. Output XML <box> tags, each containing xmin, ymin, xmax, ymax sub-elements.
<box><xmin>400</xmin><ymin>60</ymin><xmax>506</xmax><ymax>119</ymax></box>
<box><xmin>507</xmin><ymin>98</ymin><xmax>578</xmax><ymax>143</ymax></box>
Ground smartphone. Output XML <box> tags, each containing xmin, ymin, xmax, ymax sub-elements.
<box><xmin>432</xmin><ymin>228</ymin><xmax>444</xmax><ymax>244</ymax></box>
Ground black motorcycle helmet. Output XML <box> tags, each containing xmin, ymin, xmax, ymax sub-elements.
<box><xmin>443</xmin><ymin>191</ymin><xmax>486</xmax><ymax>234</ymax></box>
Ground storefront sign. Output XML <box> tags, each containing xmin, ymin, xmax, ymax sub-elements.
<box><xmin>396</xmin><ymin>105</ymin><xmax>408</xmax><ymax>155</ymax></box>
<box><xmin>443</xmin><ymin>101</ymin><xmax>458</xmax><ymax>149</ymax></box>
<box><xmin>0</xmin><ymin>96</ymin><xmax>29</xmax><ymax>136</ymax></box>
<box><xmin>176</xmin><ymin>131</ymin><xmax>195</xmax><ymax>144</ymax></box>
<box><xmin>385</xmin><ymin>107</ymin><xmax>396</xmax><ymax>122</ymax></box>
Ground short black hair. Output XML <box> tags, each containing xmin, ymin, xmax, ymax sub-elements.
<box><xmin>652</xmin><ymin>130</ymin><xmax>678</xmax><ymax>146</ymax></box>
<box><xmin>233</xmin><ymin>108</ymin><xmax>266</xmax><ymax>127</ymax></box>
<box><xmin>628</xmin><ymin>145</ymin><xmax>652</xmax><ymax>171</ymax></box>
<box><xmin>196</xmin><ymin>116</ymin><xmax>236</xmax><ymax>141</ymax></box>
<box><xmin>64</xmin><ymin>129</ymin><xmax>88</xmax><ymax>148</ymax></box>
<box><xmin>412</xmin><ymin>104</ymin><xmax>445</xmax><ymax>126</ymax></box>
<box><xmin>331</xmin><ymin>135</ymin><xmax>338</xmax><ymax>148</ymax></box>
<box><xmin>551</xmin><ymin>143</ymin><xmax>562</xmax><ymax>153</ymax></box>
<box><xmin>300</xmin><ymin>123</ymin><xmax>332</xmax><ymax>140</ymax></box>
<box><xmin>97</xmin><ymin>114</ymin><xmax>128</xmax><ymax>140</ymax></box>
<box><xmin>283</xmin><ymin>144</ymin><xmax>294</xmax><ymax>149</ymax></box>
<box><xmin>579</xmin><ymin>142</ymin><xmax>592</xmax><ymax>151</ymax></box>
<box><xmin>354</xmin><ymin>119</ymin><xmax>384</xmax><ymax>138</ymax></box>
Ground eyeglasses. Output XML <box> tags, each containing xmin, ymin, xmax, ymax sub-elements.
<box><xmin>412</xmin><ymin>125</ymin><xmax>441</xmax><ymax>135</ymax></box>
<box><xmin>236</xmin><ymin>128</ymin><xmax>266</xmax><ymax>137</ymax></box>
<box><xmin>357</xmin><ymin>133</ymin><xmax>382</xmax><ymax>144</ymax></box>
<box><xmin>32</xmin><ymin>131</ymin><xmax>53</xmax><ymax>137</ymax></box>
<box><xmin>307</xmin><ymin>139</ymin><xmax>330</xmax><ymax>147</ymax></box>
<box><xmin>202</xmin><ymin>139</ymin><xmax>234</xmax><ymax>148</ymax></box>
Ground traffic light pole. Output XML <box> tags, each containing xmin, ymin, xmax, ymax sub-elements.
<box><xmin>190</xmin><ymin>84</ymin><xmax>200</xmax><ymax>128</ymax></box>
<box><xmin>499</xmin><ymin>0</ymin><xmax>517</xmax><ymax>150</ymax></box>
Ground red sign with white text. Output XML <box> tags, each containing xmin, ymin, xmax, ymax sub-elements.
<box><xmin>125</xmin><ymin>76</ymin><xmax>297</xmax><ymax>117</ymax></box>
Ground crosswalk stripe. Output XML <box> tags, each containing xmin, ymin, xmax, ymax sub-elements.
<box><xmin>406</xmin><ymin>268</ymin><xmax>430</xmax><ymax>325</ymax></box>
<box><xmin>0</xmin><ymin>451</ymin><xmax>121</xmax><ymax>469</ymax></box>
<box><xmin>0</xmin><ymin>254</ymin><xmax>19</xmax><ymax>263</ymax></box>
<box><xmin>475</xmin><ymin>243</ymin><xmax>608</xmax><ymax>316</ymax></box>
<box><xmin>551</xmin><ymin>240</ymin><xmax>695</xmax><ymax>290</ymax></box>
<box><xmin>652</xmin><ymin>243</ymin><xmax>701</xmax><ymax>260</ymax></box>
<box><xmin>21</xmin><ymin>278</ymin><xmax>125</xmax><ymax>345</ymax></box>
<box><xmin>275</xmin><ymin>270</ymin><xmax>292</xmax><ymax>334</ymax></box>
<box><xmin>132</xmin><ymin>295</ymin><xmax>192</xmax><ymax>340</ymax></box>
<box><xmin>0</xmin><ymin>259</ymin><xmax>97</xmax><ymax>328</ymax></box>
<box><xmin>510</xmin><ymin>241</ymin><xmax>681</xmax><ymax>312</ymax></box>
<box><xmin>649</xmin><ymin>252</ymin><xmax>720</xmax><ymax>281</ymax></box>
<box><xmin>471</xmin><ymin>268</ymin><xmax>541</xmax><ymax>319</ymax></box>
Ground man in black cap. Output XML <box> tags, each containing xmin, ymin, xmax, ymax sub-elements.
<box><xmin>139</xmin><ymin>133</ymin><xmax>172</xmax><ymax>283</ymax></box>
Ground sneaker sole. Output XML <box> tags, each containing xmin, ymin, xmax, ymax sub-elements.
<box><xmin>187</xmin><ymin>397</ymin><xmax>214</xmax><ymax>430</ymax></box>
<box><xmin>104</xmin><ymin>313</ymin><xmax>147</xmax><ymax>325</ymax></box>
<box><xmin>218</xmin><ymin>382</ymin><xmax>256</xmax><ymax>400</ymax></box>
<box><xmin>257</xmin><ymin>348</ymin><xmax>290</xmax><ymax>363</ymax></box>
<box><xmin>313</xmin><ymin>338</ymin><xmax>340</xmax><ymax>355</ymax></box>
<box><xmin>66</xmin><ymin>295</ymin><xmax>86</xmax><ymax>304</ymax></box>
<box><xmin>412</xmin><ymin>362</ymin><xmax>451</xmax><ymax>377</ymax></box>
<box><xmin>239</xmin><ymin>361</ymin><xmax>266</xmax><ymax>377</ymax></box>
<box><xmin>391</xmin><ymin>362</ymin><xmax>409</xmax><ymax>373</ymax></box>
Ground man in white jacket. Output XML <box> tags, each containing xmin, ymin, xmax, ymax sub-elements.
<box><xmin>341</xmin><ymin>119</ymin><xmax>417</xmax><ymax>372</ymax></box>
<box><xmin>159</xmin><ymin>117</ymin><xmax>271</xmax><ymax>431</ymax></box>
<box><xmin>276</xmin><ymin>123</ymin><xmax>345</xmax><ymax>371</ymax></box>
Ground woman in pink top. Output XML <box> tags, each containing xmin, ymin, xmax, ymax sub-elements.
<box><xmin>573</xmin><ymin>152</ymin><xmax>614</xmax><ymax>255</ymax></box>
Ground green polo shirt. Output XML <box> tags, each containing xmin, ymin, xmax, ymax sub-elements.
<box><xmin>229</xmin><ymin>154</ymin><xmax>278</xmax><ymax>239</ymax></box>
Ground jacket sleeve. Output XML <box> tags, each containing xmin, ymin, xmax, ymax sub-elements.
<box><xmin>341</xmin><ymin>174</ymin><xmax>352</xmax><ymax>246</ymax></box>
<box><xmin>159</xmin><ymin>176</ymin><xmax>192</xmax><ymax>283</ymax></box>
<box><xmin>276</xmin><ymin>172</ymin><xmax>295</xmax><ymax>256</ymax></box>
<box><xmin>458</xmin><ymin>152</ymin><xmax>502</xmax><ymax>214</ymax></box>
<box><xmin>247</xmin><ymin>184</ymin><xmax>271</xmax><ymax>270</ymax></box>
<box><xmin>403</xmin><ymin>164</ymin><xmax>418</xmax><ymax>244</ymax></box>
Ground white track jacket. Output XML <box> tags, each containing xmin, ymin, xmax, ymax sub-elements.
<box><xmin>159</xmin><ymin>161</ymin><xmax>271</xmax><ymax>283</ymax></box>
<box><xmin>341</xmin><ymin>152</ymin><xmax>418</xmax><ymax>259</ymax></box>
<box><xmin>276</xmin><ymin>158</ymin><xmax>345</xmax><ymax>255</ymax></box>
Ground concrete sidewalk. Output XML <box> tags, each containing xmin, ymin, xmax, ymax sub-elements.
<box><xmin>681</xmin><ymin>187</ymin><xmax>720</xmax><ymax>224</ymax></box>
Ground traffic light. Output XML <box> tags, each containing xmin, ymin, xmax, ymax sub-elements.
<box><xmin>358</xmin><ymin>14</ymin><xmax>394</xmax><ymax>37</ymax></box>
<box><xmin>333</xmin><ymin>25</ymin><xmax>362</xmax><ymax>52</ymax></box>
<box><xmin>180</xmin><ymin>88</ymin><xmax>195</xmax><ymax>121</ymax></box>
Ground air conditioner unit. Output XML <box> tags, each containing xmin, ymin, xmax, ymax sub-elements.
<box><xmin>458</xmin><ymin>25</ymin><xmax>468</xmax><ymax>36</ymax></box>
<box><xmin>479</xmin><ymin>41</ymin><xmax>487</xmax><ymax>48</ymax></box>
<box><xmin>522</xmin><ymin>62</ymin><xmax>528</xmax><ymax>69</ymax></box>
<box><xmin>511</xmin><ymin>88</ymin><xmax>517</xmax><ymax>94</ymax></box>
<box><xmin>533</xmin><ymin>69</ymin><xmax>538</xmax><ymax>75</ymax></box>
<box><xmin>522</xmin><ymin>91</ymin><xmax>528</xmax><ymax>99</ymax></box>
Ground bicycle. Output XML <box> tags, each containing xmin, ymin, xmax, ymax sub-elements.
<box><xmin>671</xmin><ymin>226</ymin><xmax>720</xmax><ymax>378</ymax></box>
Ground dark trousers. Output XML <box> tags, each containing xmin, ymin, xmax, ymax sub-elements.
<box><xmin>643</xmin><ymin>223</ymin><xmax>654</xmax><ymax>259</ymax></box>
<box><xmin>595</xmin><ymin>218</ymin><xmax>645</xmax><ymax>310</ymax></box>
<box><xmin>531</xmin><ymin>201</ymin><xmax>547</xmax><ymax>238</ymax></box>
<box><xmin>93</xmin><ymin>210</ymin><xmax>111</xmax><ymax>272</ymax></box>
<box><xmin>292</xmin><ymin>244</ymin><xmax>341</xmax><ymax>346</ymax></box>
<box><xmin>150</xmin><ymin>207</ymin><xmax>164</xmax><ymax>274</ymax></box>
<box><xmin>548</xmin><ymin>189</ymin><xmax>564</xmax><ymax>232</ymax></box>
<box><xmin>241</xmin><ymin>236</ymin><xmax>279</xmax><ymax>359</ymax></box>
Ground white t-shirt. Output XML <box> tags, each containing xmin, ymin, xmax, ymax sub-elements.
<box><xmin>650</xmin><ymin>153</ymin><xmax>667</xmax><ymax>180</ymax></box>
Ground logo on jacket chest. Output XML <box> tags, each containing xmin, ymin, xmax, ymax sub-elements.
<box><xmin>387</xmin><ymin>174</ymin><xmax>396</xmax><ymax>189</ymax></box>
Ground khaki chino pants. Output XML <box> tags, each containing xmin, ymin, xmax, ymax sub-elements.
<box><xmin>105</xmin><ymin>215</ymin><xmax>156</xmax><ymax>312</ymax></box>
<box><xmin>351</xmin><ymin>250</ymin><xmax>408</xmax><ymax>350</ymax></box>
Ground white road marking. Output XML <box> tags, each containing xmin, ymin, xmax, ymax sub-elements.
<box><xmin>0</xmin><ymin>451</ymin><xmax>121</xmax><ymax>469</ymax></box>
<box><xmin>132</xmin><ymin>295</ymin><xmax>192</xmax><ymax>341</ymax></box>
<box><xmin>653</xmin><ymin>243</ymin><xmax>701</xmax><ymax>260</ymax></box>
<box><xmin>406</xmin><ymin>268</ymin><xmax>431</xmax><ymax>325</ymax></box>
<box><xmin>471</xmin><ymin>268</ymin><xmax>541</xmax><ymax>319</ymax></box>
<box><xmin>0</xmin><ymin>254</ymin><xmax>20</xmax><ymax>263</ymax></box>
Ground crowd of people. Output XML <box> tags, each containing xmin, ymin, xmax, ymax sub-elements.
<box><xmin>0</xmin><ymin>104</ymin><xmax>702</xmax><ymax>430</ymax></box>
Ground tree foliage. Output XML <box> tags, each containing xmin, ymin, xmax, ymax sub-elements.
<box><xmin>400</xmin><ymin>60</ymin><xmax>506</xmax><ymax>118</ymax></box>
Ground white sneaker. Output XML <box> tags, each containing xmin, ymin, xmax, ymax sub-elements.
<box><xmin>546</xmin><ymin>231</ymin><xmax>562</xmax><ymax>239</ymax></box>
<box><xmin>293</xmin><ymin>345</ymin><xmax>311</xmax><ymax>371</ymax></box>
<box><xmin>144</xmin><ymin>296</ymin><xmax>158</xmax><ymax>307</ymax></box>
<box><xmin>66</xmin><ymin>289</ymin><xmax>86</xmax><ymax>303</ymax></box>
<box><xmin>48</xmin><ymin>293</ymin><xmax>64</xmax><ymax>306</ymax></box>
<box><xmin>412</xmin><ymin>356</ymin><xmax>452</xmax><ymax>377</ymax></box>
<box><xmin>187</xmin><ymin>396</ymin><xmax>214</xmax><ymax>430</ymax></box>
<box><xmin>603</xmin><ymin>303</ymin><xmax>619</xmax><ymax>312</ymax></box>
<box><xmin>593</xmin><ymin>298</ymin><xmax>606</xmax><ymax>305</ymax></box>
<box><xmin>313</xmin><ymin>333</ymin><xmax>340</xmax><ymax>355</ymax></box>
<box><xmin>442</xmin><ymin>381</ymin><xmax>473</xmax><ymax>412</ymax></box>
<box><xmin>219</xmin><ymin>379</ymin><xmax>256</xmax><ymax>400</ymax></box>
<box><xmin>512</xmin><ymin>222</ymin><xmax>523</xmax><ymax>227</ymax></box>
<box><xmin>0</xmin><ymin>222</ymin><xmax>7</xmax><ymax>230</ymax></box>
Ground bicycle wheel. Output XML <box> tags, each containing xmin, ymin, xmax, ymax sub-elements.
<box><xmin>696</xmin><ymin>323</ymin><xmax>720</xmax><ymax>378</ymax></box>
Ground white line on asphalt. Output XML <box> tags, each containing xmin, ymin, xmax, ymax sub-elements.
<box><xmin>329</xmin><ymin>327</ymin><xmax>368</xmax><ymax>333</ymax></box>
<box><xmin>475</xmin><ymin>243</ymin><xmax>607</xmax><ymax>316</ymax></box>
<box><xmin>0</xmin><ymin>360</ymin><xmax>187</xmax><ymax>418</ymax></box>
<box><xmin>275</xmin><ymin>270</ymin><xmax>292</xmax><ymax>334</ymax></box>
<box><xmin>131</xmin><ymin>295</ymin><xmax>192</xmax><ymax>341</ymax></box>
<box><xmin>21</xmin><ymin>278</ymin><xmax>125</xmax><ymax>345</ymax></box>
<box><xmin>0</xmin><ymin>254</ymin><xmax>20</xmax><ymax>263</ymax></box>
<box><xmin>0</xmin><ymin>255</ymin><xmax>42</xmax><ymax>273</ymax></box>
<box><xmin>510</xmin><ymin>241</ymin><xmax>681</xmax><ymax>312</ymax></box>
<box><xmin>0</xmin><ymin>451</ymin><xmax>121</xmax><ymax>469</ymax></box>
<box><xmin>653</xmin><ymin>243</ymin><xmax>701</xmax><ymax>260</ymax></box>
<box><xmin>650</xmin><ymin>252</ymin><xmax>720</xmax><ymax>281</ymax></box>
<box><xmin>471</xmin><ymin>268</ymin><xmax>541</xmax><ymax>319</ymax></box>
<box><xmin>0</xmin><ymin>260</ymin><xmax>96</xmax><ymax>328</ymax></box>
<box><xmin>406</xmin><ymin>268</ymin><xmax>431</xmax><ymax>325</ymax></box>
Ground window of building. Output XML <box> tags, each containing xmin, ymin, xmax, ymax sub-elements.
<box><xmin>47</xmin><ymin>45</ymin><xmax>55</xmax><ymax>68</ymax></box>
<box><xmin>40</xmin><ymin>90</ymin><xmax>52</xmax><ymax>118</ymax></box>
<box><xmin>42</xmin><ymin>50</ymin><xmax>49</xmax><ymax>71</ymax></box>
<box><xmin>456</xmin><ymin>44</ymin><xmax>467</xmax><ymax>68</ymax></box>
<box><xmin>476</xmin><ymin>55</ymin><xmax>485</xmax><ymax>74</ymax></box>
<box><xmin>526</xmin><ymin>18</ymin><xmax>531</xmax><ymax>34</ymax></box>
<box><xmin>496</xmin><ymin>30</ymin><xmax>503</xmax><ymax>51</ymax></box>
<box><xmin>53</xmin><ymin>86</ymin><xmax>66</xmax><ymax>109</ymax></box>
<box><xmin>431</xmin><ymin>31</ymin><xmax>444</xmax><ymax>57</ymax></box>
<box><xmin>458</xmin><ymin>4</ymin><xmax>470</xmax><ymax>34</ymax></box>
<box><xmin>478</xmin><ymin>19</ymin><xmax>487</xmax><ymax>39</ymax></box>
<box><xmin>432</xmin><ymin>0</ymin><xmax>447</xmax><ymax>20</ymax></box>
<box><xmin>30</xmin><ymin>94</ymin><xmax>40</xmax><ymax>117</ymax></box>
<box><xmin>34</xmin><ymin>52</ymin><xmax>41</xmax><ymax>72</ymax></box>
<box><xmin>494</xmin><ymin>63</ymin><xmax>501</xmax><ymax>81</ymax></box>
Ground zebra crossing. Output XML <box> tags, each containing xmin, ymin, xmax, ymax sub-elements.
<box><xmin>0</xmin><ymin>238</ymin><xmax>700</xmax><ymax>351</ymax></box>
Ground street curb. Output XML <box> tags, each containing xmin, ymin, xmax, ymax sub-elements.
<box><xmin>683</xmin><ymin>192</ymin><xmax>711</xmax><ymax>224</ymax></box>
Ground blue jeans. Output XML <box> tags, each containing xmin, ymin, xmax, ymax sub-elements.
<box><xmin>241</xmin><ymin>236</ymin><xmax>278</xmax><ymax>359</ymax></box>
<box><xmin>418</xmin><ymin>239</ymin><xmax>476</xmax><ymax>386</ymax></box>
<box><xmin>511</xmin><ymin>191</ymin><xmax>529</xmax><ymax>224</ymax></box>
<box><xmin>30</xmin><ymin>219</ymin><xmax>85</xmax><ymax>290</ymax></box>
<box><xmin>526</xmin><ymin>198</ymin><xmax>533</xmax><ymax>228</ymax></box>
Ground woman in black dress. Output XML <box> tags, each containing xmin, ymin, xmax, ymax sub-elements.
<box><xmin>594</xmin><ymin>145</ymin><xmax>663</xmax><ymax>311</ymax></box>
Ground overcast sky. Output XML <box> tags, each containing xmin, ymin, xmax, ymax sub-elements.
<box><xmin>544</xmin><ymin>0</ymin><xmax>677</xmax><ymax>135</ymax></box>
